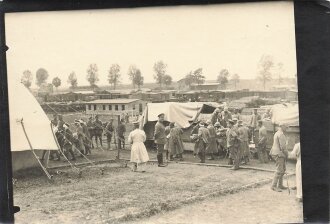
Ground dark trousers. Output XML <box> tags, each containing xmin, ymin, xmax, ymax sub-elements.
<box><xmin>118</xmin><ymin>136</ymin><xmax>125</xmax><ymax>149</ymax></box>
<box><xmin>157</xmin><ymin>144</ymin><xmax>165</xmax><ymax>165</ymax></box>
<box><xmin>229</xmin><ymin>146</ymin><xmax>240</xmax><ymax>169</ymax></box>
<box><xmin>106</xmin><ymin>135</ymin><xmax>112</xmax><ymax>149</ymax></box>
<box><xmin>257</xmin><ymin>145</ymin><xmax>268</xmax><ymax>163</ymax></box>
<box><xmin>198</xmin><ymin>141</ymin><xmax>207</xmax><ymax>163</ymax></box>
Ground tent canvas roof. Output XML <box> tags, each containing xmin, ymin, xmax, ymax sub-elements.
<box><xmin>8</xmin><ymin>81</ymin><xmax>58</xmax><ymax>151</ymax></box>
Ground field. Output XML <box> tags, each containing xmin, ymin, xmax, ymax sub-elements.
<box><xmin>13</xmin><ymin>147</ymin><xmax>299</xmax><ymax>224</ymax></box>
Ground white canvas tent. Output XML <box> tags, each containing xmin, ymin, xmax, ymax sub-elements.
<box><xmin>8</xmin><ymin>80</ymin><xmax>59</xmax><ymax>173</ymax></box>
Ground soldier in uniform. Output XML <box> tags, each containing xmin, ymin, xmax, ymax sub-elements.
<box><xmin>80</xmin><ymin>119</ymin><xmax>91</xmax><ymax>155</ymax></box>
<box><xmin>165</xmin><ymin>123</ymin><xmax>174</xmax><ymax>161</ymax></box>
<box><xmin>214</xmin><ymin>121</ymin><xmax>227</xmax><ymax>158</ymax></box>
<box><xmin>232</xmin><ymin>109</ymin><xmax>241</xmax><ymax>121</ymax></box>
<box><xmin>257</xmin><ymin>120</ymin><xmax>268</xmax><ymax>163</ymax></box>
<box><xmin>153</xmin><ymin>113</ymin><xmax>167</xmax><ymax>167</ymax></box>
<box><xmin>86</xmin><ymin>117</ymin><xmax>94</xmax><ymax>148</ymax></box>
<box><xmin>62</xmin><ymin>124</ymin><xmax>76</xmax><ymax>160</ymax></box>
<box><xmin>210</xmin><ymin>108</ymin><xmax>221</xmax><ymax>125</ymax></box>
<box><xmin>190</xmin><ymin>120</ymin><xmax>200</xmax><ymax>157</ymax></box>
<box><xmin>206</xmin><ymin>120</ymin><xmax>217</xmax><ymax>160</ymax></box>
<box><xmin>249</xmin><ymin>108</ymin><xmax>261</xmax><ymax>143</ymax></box>
<box><xmin>117</xmin><ymin>119</ymin><xmax>126</xmax><ymax>149</ymax></box>
<box><xmin>221</xmin><ymin>107</ymin><xmax>232</xmax><ymax>128</ymax></box>
<box><xmin>57</xmin><ymin>114</ymin><xmax>65</xmax><ymax>132</ymax></box>
<box><xmin>105</xmin><ymin>118</ymin><xmax>114</xmax><ymax>150</ymax></box>
<box><xmin>74</xmin><ymin>120</ymin><xmax>86</xmax><ymax>155</ymax></box>
<box><xmin>226</xmin><ymin>120</ymin><xmax>240</xmax><ymax>170</ymax></box>
<box><xmin>270</xmin><ymin>123</ymin><xmax>289</xmax><ymax>192</ymax></box>
<box><xmin>197</xmin><ymin>121</ymin><xmax>210</xmax><ymax>163</ymax></box>
<box><xmin>93</xmin><ymin>115</ymin><xmax>103</xmax><ymax>148</ymax></box>
<box><xmin>169</xmin><ymin>123</ymin><xmax>184</xmax><ymax>161</ymax></box>
<box><xmin>237</xmin><ymin>120</ymin><xmax>250</xmax><ymax>165</ymax></box>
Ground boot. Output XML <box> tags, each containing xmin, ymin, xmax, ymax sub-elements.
<box><xmin>271</xmin><ymin>174</ymin><xmax>282</xmax><ymax>192</ymax></box>
<box><xmin>169</xmin><ymin>155</ymin><xmax>174</xmax><ymax>161</ymax></box>
<box><xmin>178</xmin><ymin>153</ymin><xmax>184</xmax><ymax>161</ymax></box>
<box><xmin>278</xmin><ymin>175</ymin><xmax>288</xmax><ymax>190</ymax></box>
<box><xmin>228</xmin><ymin>158</ymin><xmax>233</xmax><ymax>165</ymax></box>
<box><xmin>158</xmin><ymin>154</ymin><xmax>166</xmax><ymax>167</ymax></box>
<box><xmin>166</xmin><ymin>151</ymin><xmax>169</xmax><ymax>160</ymax></box>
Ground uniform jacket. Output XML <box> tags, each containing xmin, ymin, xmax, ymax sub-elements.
<box><xmin>237</xmin><ymin>125</ymin><xmax>249</xmax><ymax>142</ymax></box>
<box><xmin>105</xmin><ymin>123</ymin><xmax>114</xmax><ymax>136</ymax></box>
<box><xmin>198</xmin><ymin>126</ymin><xmax>210</xmax><ymax>144</ymax></box>
<box><xmin>117</xmin><ymin>123</ymin><xmax>126</xmax><ymax>137</ymax></box>
<box><xmin>270</xmin><ymin>129</ymin><xmax>287</xmax><ymax>157</ymax></box>
<box><xmin>207</xmin><ymin>125</ymin><xmax>216</xmax><ymax>138</ymax></box>
<box><xmin>226</xmin><ymin>126</ymin><xmax>239</xmax><ymax>148</ymax></box>
<box><xmin>258</xmin><ymin>126</ymin><xmax>267</xmax><ymax>147</ymax></box>
<box><xmin>154</xmin><ymin>121</ymin><xmax>166</xmax><ymax>144</ymax></box>
<box><xmin>94</xmin><ymin>120</ymin><xmax>103</xmax><ymax>130</ymax></box>
<box><xmin>250</xmin><ymin>113</ymin><xmax>261</xmax><ymax>128</ymax></box>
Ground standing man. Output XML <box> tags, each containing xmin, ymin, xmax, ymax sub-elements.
<box><xmin>215</xmin><ymin>122</ymin><xmax>227</xmax><ymax>158</ymax></box>
<box><xmin>226</xmin><ymin>120</ymin><xmax>240</xmax><ymax>170</ymax></box>
<box><xmin>257</xmin><ymin>120</ymin><xmax>268</xmax><ymax>163</ymax></box>
<box><xmin>154</xmin><ymin>113</ymin><xmax>167</xmax><ymax>167</ymax></box>
<box><xmin>197</xmin><ymin>121</ymin><xmax>210</xmax><ymax>163</ymax></box>
<box><xmin>270</xmin><ymin>123</ymin><xmax>289</xmax><ymax>192</ymax></box>
<box><xmin>165</xmin><ymin>123</ymin><xmax>174</xmax><ymax>161</ymax></box>
<box><xmin>237</xmin><ymin>120</ymin><xmax>250</xmax><ymax>165</ymax></box>
<box><xmin>117</xmin><ymin>119</ymin><xmax>126</xmax><ymax>150</ymax></box>
<box><xmin>289</xmin><ymin>140</ymin><xmax>302</xmax><ymax>202</ymax></box>
<box><xmin>57</xmin><ymin>114</ymin><xmax>65</xmax><ymax>132</ymax></box>
<box><xmin>169</xmin><ymin>123</ymin><xmax>184</xmax><ymax>161</ymax></box>
<box><xmin>74</xmin><ymin>120</ymin><xmax>86</xmax><ymax>155</ymax></box>
<box><xmin>206</xmin><ymin>120</ymin><xmax>217</xmax><ymax>160</ymax></box>
<box><xmin>249</xmin><ymin>108</ymin><xmax>261</xmax><ymax>143</ymax></box>
<box><xmin>105</xmin><ymin>119</ymin><xmax>114</xmax><ymax>150</ymax></box>
<box><xmin>210</xmin><ymin>108</ymin><xmax>221</xmax><ymax>125</ymax></box>
<box><xmin>86</xmin><ymin>117</ymin><xmax>94</xmax><ymax>149</ymax></box>
<box><xmin>93</xmin><ymin>115</ymin><xmax>103</xmax><ymax>148</ymax></box>
<box><xmin>80</xmin><ymin>119</ymin><xmax>91</xmax><ymax>155</ymax></box>
<box><xmin>221</xmin><ymin>107</ymin><xmax>232</xmax><ymax>128</ymax></box>
<box><xmin>190</xmin><ymin>120</ymin><xmax>201</xmax><ymax>157</ymax></box>
<box><xmin>232</xmin><ymin>109</ymin><xmax>241</xmax><ymax>121</ymax></box>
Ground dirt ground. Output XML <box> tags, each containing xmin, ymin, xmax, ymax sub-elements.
<box><xmin>13</xmin><ymin>153</ymin><xmax>297</xmax><ymax>224</ymax></box>
<box><xmin>132</xmin><ymin>175</ymin><xmax>303</xmax><ymax>224</ymax></box>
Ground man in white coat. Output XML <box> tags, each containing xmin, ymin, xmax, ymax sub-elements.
<box><xmin>128</xmin><ymin>121</ymin><xmax>149</xmax><ymax>172</ymax></box>
<box><xmin>289</xmin><ymin>141</ymin><xmax>302</xmax><ymax>202</ymax></box>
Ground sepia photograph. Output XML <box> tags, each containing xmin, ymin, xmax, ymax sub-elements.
<box><xmin>5</xmin><ymin>1</ymin><xmax>303</xmax><ymax>223</ymax></box>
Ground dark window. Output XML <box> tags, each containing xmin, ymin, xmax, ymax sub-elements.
<box><xmin>122</xmin><ymin>105</ymin><xmax>125</xmax><ymax>110</ymax></box>
<box><xmin>94</xmin><ymin>105</ymin><xmax>97</xmax><ymax>110</ymax></box>
<box><xmin>115</xmin><ymin>105</ymin><xmax>118</xmax><ymax>111</ymax></box>
<box><xmin>103</xmin><ymin>105</ymin><xmax>106</xmax><ymax>110</ymax></box>
<box><xmin>139</xmin><ymin>103</ymin><xmax>143</xmax><ymax>113</ymax></box>
<box><xmin>88</xmin><ymin>105</ymin><xmax>91</xmax><ymax>110</ymax></box>
<box><xmin>133</xmin><ymin>104</ymin><xmax>136</xmax><ymax>110</ymax></box>
<box><xmin>109</xmin><ymin>105</ymin><xmax>112</xmax><ymax>110</ymax></box>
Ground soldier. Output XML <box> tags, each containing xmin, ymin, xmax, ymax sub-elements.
<box><xmin>154</xmin><ymin>113</ymin><xmax>167</xmax><ymax>167</ymax></box>
<box><xmin>221</xmin><ymin>107</ymin><xmax>232</xmax><ymax>128</ymax></box>
<box><xmin>93</xmin><ymin>115</ymin><xmax>103</xmax><ymax>148</ymax></box>
<box><xmin>257</xmin><ymin>120</ymin><xmax>268</xmax><ymax>163</ymax></box>
<box><xmin>86</xmin><ymin>117</ymin><xmax>94</xmax><ymax>148</ymax></box>
<box><xmin>51</xmin><ymin>114</ymin><xmax>58</xmax><ymax>126</ymax></box>
<box><xmin>197</xmin><ymin>121</ymin><xmax>210</xmax><ymax>163</ymax></box>
<box><xmin>214</xmin><ymin>122</ymin><xmax>227</xmax><ymax>158</ymax></box>
<box><xmin>232</xmin><ymin>109</ymin><xmax>241</xmax><ymax>121</ymax></box>
<box><xmin>262</xmin><ymin>108</ymin><xmax>272</xmax><ymax>120</ymax></box>
<box><xmin>105</xmin><ymin>118</ymin><xmax>114</xmax><ymax>150</ymax></box>
<box><xmin>80</xmin><ymin>119</ymin><xmax>91</xmax><ymax>155</ymax></box>
<box><xmin>169</xmin><ymin>123</ymin><xmax>184</xmax><ymax>161</ymax></box>
<box><xmin>210</xmin><ymin>108</ymin><xmax>221</xmax><ymax>125</ymax></box>
<box><xmin>237</xmin><ymin>120</ymin><xmax>250</xmax><ymax>165</ymax></box>
<box><xmin>226</xmin><ymin>120</ymin><xmax>240</xmax><ymax>170</ymax></box>
<box><xmin>190</xmin><ymin>120</ymin><xmax>200</xmax><ymax>157</ymax></box>
<box><xmin>62</xmin><ymin>124</ymin><xmax>76</xmax><ymax>161</ymax></box>
<box><xmin>206</xmin><ymin>120</ymin><xmax>217</xmax><ymax>160</ymax></box>
<box><xmin>74</xmin><ymin>120</ymin><xmax>86</xmax><ymax>155</ymax></box>
<box><xmin>249</xmin><ymin>108</ymin><xmax>261</xmax><ymax>142</ymax></box>
<box><xmin>165</xmin><ymin>123</ymin><xmax>174</xmax><ymax>161</ymax></box>
<box><xmin>117</xmin><ymin>118</ymin><xmax>126</xmax><ymax>150</ymax></box>
<box><xmin>57</xmin><ymin>114</ymin><xmax>65</xmax><ymax>132</ymax></box>
<box><xmin>270</xmin><ymin>123</ymin><xmax>289</xmax><ymax>192</ymax></box>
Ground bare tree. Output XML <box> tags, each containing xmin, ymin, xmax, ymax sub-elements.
<box><xmin>86</xmin><ymin>64</ymin><xmax>99</xmax><ymax>89</ymax></box>
<box><xmin>231</xmin><ymin>73</ymin><xmax>240</xmax><ymax>89</ymax></box>
<box><xmin>67</xmin><ymin>72</ymin><xmax>78</xmax><ymax>89</ymax></box>
<box><xmin>217</xmin><ymin>69</ymin><xmax>229</xmax><ymax>89</ymax></box>
<box><xmin>153</xmin><ymin>60</ymin><xmax>167</xmax><ymax>89</ymax></box>
<box><xmin>52</xmin><ymin>77</ymin><xmax>61</xmax><ymax>91</ymax></box>
<box><xmin>257</xmin><ymin>55</ymin><xmax>274</xmax><ymax>90</ymax></box>
<box><xmin>108</xmin><ymin>64</ymin><xmax>121</xmax><ymax>90</ymax></box>
<box><xmin>36</xmin><ymin>68</ymin><xmax>49</xmax><ymax>87</ymax></box>
<box><xmin>21</xmin><ymin>70</ymin><xmax>33</xmax><ymax>88</ymax></box>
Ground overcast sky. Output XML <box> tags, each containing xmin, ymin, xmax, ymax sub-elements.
<box><xmin>5</xmin><ymin>1</ymin><xmax>296</xmax><ymax>88</ymax></box>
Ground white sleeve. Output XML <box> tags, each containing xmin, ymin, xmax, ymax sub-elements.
<box><xmin>128</xmin><ymin>132</ymin><xmax>133</xmax><ymax>144</ymax></box>
<box><xmin>289</xmin><ymin>143</ymin><xmax>299</xmax><ymax>159</ymax></box>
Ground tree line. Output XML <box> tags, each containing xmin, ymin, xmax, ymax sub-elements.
<box><xmin>21</xmin><ymin>55</ymin><xmax>288</xmax><ymax>91</ymax></box>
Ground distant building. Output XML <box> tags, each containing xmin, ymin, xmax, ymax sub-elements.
<box><xmin>85</xmin><ymin>99</ymin><xmax>146</xmax><ymax>116</ymax></box>
<box><xmin>190</xmin><ymin>83</ymin><xmax>220</xmax><ymax>91</ymax></box>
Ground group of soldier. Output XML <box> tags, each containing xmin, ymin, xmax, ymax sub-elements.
<box><xmin>152</xmin><ymin>107</ymin><xmax>271</xmax><ymax>169</ymax></box>
<box><xmin>43</xmin><ymin>113</ymin><xmax>127</xmax><ymax>162</ymax></box>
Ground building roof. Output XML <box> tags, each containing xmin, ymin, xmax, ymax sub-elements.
<box><xmin>86</xmin><ymin>99</ymin><xmax>140</xmax><ymax>104</ymax></box>
<box><xmin>74</xmin><ymin>90</ymin><xmax>95</xmax><ymax>94</ymax></box>
<box><xmin>191</xmin><ymin>83</ymin><xmax>220</xmax><ymax>86</ymax></box>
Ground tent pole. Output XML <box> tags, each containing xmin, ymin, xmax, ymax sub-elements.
<box><xmin>19</xmin><ymin>119</ymin><xmax>53</xmax><ymax>180</ymax></box>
